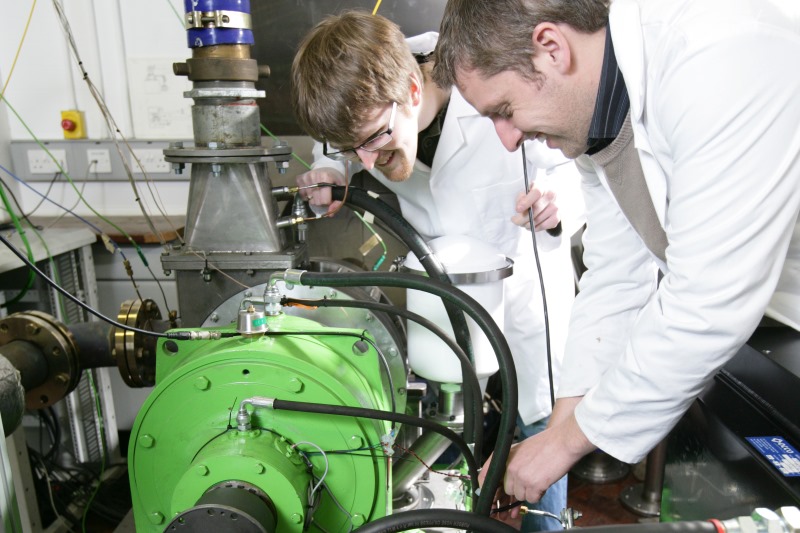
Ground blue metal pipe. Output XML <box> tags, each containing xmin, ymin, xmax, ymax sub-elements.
<box><xmin>183</xmin><ymin>0</ymin><xmax>253</xmax><ymax>48</ymax></box>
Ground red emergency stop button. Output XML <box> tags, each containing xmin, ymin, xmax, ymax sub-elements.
<box><xmin>61</xmin><ymin>119</ymin><xmax>77</xmax><ymax>132</ymax></box>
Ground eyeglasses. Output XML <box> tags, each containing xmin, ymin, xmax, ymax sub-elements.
<box><xmin>323</xmin><ymin>102</ymin><xmax>397</xmax><ymax>161</ymax></box>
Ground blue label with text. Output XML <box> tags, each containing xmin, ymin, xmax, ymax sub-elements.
<box><xmin>746</xmin><ymin>436</ymin><xmax>800</xmax><ymax>477</ymax></box>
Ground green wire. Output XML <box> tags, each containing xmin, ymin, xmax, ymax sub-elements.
<box><xmin>0</xmin><ymin>183</ymin><xmax>36</xmax><ymax>306</ymax></box>
<box><xmin>260</xmin><ymin>123</ymin><xmax>313</xmax><ymax>170</ymax></box>
<box><xmin>165</xmin><ymin>0</ymin><xmax>183</xmax><ymax>26</ymax></box>
<box><xmin>353</xmin><ymin>211</ymin><xmax>388</xmax><ymax>271</ymax></box>
<box><xmin>28</xmin><ymin>223</ymin><xmax>68</xmax><ymax>318</ymax></box>
<box><xmin>1</xmin><ymin>93</ymin><xmax>155</xmax><ymax>271</ymax></box>
<box><xmin>259</xmin><ymin>123</ymin><xmax>390</xmax><ymax>270</ymax></box>
<box><xmin>81</xmin><ymin>371</ymin><xmax>106</xmax><ymax>533</ymax></box>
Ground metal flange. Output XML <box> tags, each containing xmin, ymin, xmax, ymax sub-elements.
<box><xmin>0</xmin><ymin>311</ymin><xmax>80</xmax><ymax>408</ymax></box>
<box><xmin>114</xmin><ymin>299</ymin><xmax>161</xmax><ymax>387</ymax></box>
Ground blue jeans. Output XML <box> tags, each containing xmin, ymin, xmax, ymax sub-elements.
<box><xmin>516</xmin><ymin>415</ymin><xmax>568</xmax><ymax>532</ymax></box>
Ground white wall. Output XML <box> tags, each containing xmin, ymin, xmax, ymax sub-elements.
<box><xmin>0</xmin><ymin>0</ymin><xmax>311</xmax><ymax>220</ymax></box>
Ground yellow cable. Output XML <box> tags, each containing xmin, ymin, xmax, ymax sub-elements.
<box><xmin>372</xmin><ymin>0</ymin><xmax>383</xmax><ymax>15</ymax></box>
<box><xmin>0</xmin><ymin>0</ymin><xmax>38</xmax><ymax>100</ymax></box>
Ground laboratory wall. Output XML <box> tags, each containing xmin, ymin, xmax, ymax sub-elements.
<box><xmin>0</xmin><ymin>1</ymin><xmax>447</xmax><ymax>221</ymax></box>
<box><xmin>1</xmin><ymin>0</ymin><xmax>195</xmax><ymax>219</ymax></box>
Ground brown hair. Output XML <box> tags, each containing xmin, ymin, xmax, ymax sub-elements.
<box><xmin>291</xmin><ymin>11</ymin><xmax>422</xmax><ymax>146</ymax></box>
<box><xmin>433</xmin><ymin>0</ymin><xmax>608</xmax><ymax>88</ymax></box>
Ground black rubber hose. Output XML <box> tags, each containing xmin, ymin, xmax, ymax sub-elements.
<box><xmin>572</xmin><ymin>522</ymin><xmax>718</xmax><ymax>532</ymax></box>
<box><xmin>282</xmin><ymin>297</ymin><xmax>482</xmax><ymax>439</ymax></box>
<box><xmin>270</xmin><ymin>399</ymin><xmax>479</xmax><ymax>489</ymax></box>
<box><xmin>353</xmin><ymin>509</ymin><xmax>518</xmax><ymax>533</ymax></box>
<box><xmin>330</xmin><ymin>185</ymin><xmax>481</xmax><ymax>455</ymax></box>
<box><xmin>292</xmin><ymin>270</ymin><xmax>516</xmax><ymax>515</ymax></box>
<box><xmin>69</xmin><ymin>321</ymin><xmax>115</xmax><ymax>369</ymax></box>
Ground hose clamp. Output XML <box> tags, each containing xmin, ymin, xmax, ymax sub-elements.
<box><xmin>185</xmin><ymin>10</ymin><xmax>252</xmax><ymax>30</ymax></box>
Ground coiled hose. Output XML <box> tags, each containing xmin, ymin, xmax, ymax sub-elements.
<box><xmin>329</xmin><ymin>185</ymin><xmax>483</xmax><ymax>459</ymax></box>
<box><xmin>291</xmin><ymin>270</ymin><xmax>516</xmax><ymax>515</ymax></box>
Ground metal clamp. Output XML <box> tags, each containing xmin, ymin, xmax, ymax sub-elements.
<box><xmin>185</xmin><ymin>10</ymin><xmax>252</xmax><ymax>30</ymax></box>
<box><xmin>402</xmin><ymin>257</ymin><xmax>514</xmax><ymax>284</ymax></box>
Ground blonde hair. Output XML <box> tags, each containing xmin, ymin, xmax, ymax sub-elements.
<box><xmin>292</xmin><ymin>11</ymin><xmax>422</xmax><ymax>146</ymax></box>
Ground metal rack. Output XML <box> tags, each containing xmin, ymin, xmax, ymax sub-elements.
<box><xmin>0</xmin><ymin>227</ymin><xmax>119</xmax><ymax>532</ymax></box>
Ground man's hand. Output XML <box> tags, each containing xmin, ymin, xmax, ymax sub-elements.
<box><xmin>478</xmin><ymin>398</ymin><xmax>594</xmax><ymax>511</ymax></box>
<box><xmin>296</xmin><ymin>168</ymin><xmax>346</xmax><ymax>215</ymax></box>
<box><xmin>511</xmin><ymin>184</ymin><xmax>559</xmax><ymax>231</ymax></box>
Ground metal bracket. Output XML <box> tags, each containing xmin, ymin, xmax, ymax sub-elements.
<box><xmin>185</xmin><ymin>10</ymin><xmax>252</xmax><ymax>30</ymax></box>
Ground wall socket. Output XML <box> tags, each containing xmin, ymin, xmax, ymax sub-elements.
<box><xmin>86</xmin><ymin>148</ymin><xmax>112</xmax><ymax>174</ymax></box>
<box><xmin>27</xmin><ymin>148</ymin><xmax>68</xmax><ymax>175</ymax></box>
<box><xmin>10</xmin><ymin>140</ymin><xmax>190</xmax><ymax>181</ymax></box>
<box><xmin>130</xmin><ymin>148</ymin><xmax>171</xmax><ymax>174</ymax></box>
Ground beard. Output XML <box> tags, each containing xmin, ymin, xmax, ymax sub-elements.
<box><xmin>377</xmin><ymin>150</ymin><xmax>415</xmax><ymax>182</ymax></box>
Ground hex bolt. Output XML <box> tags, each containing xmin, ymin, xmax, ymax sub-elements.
<box><xmin>287</xmin><ymin>377</ymin><xmax>304</xmax><ymax>393</ymax></box>
<box><xmin>254</xmin><ymin>463</ymin><xmax>265</xmax><ymax>474</ymax></box>
<box><xmin>139</xmin><ymin>434</ymin><xmax>155</xmax><ymax>448</ymax></box>
<box><xmin>290</xmin><ymin>513</ymin><xmax>303</xmax><ymax>524</ymax></box>
<box><xmin>349</xmin><ymin>435</ymin><xmax>364</xmax><ymax>450</ymax></box>
<box><xmin>210</xmin><ymin>313</ymin><xmax>219</xmax><ymax>323</ymax></box>
<box><xmin>352</xmin><ymin>514</ymin><xmax>366</xmax><ymax>527</ymax></box>
<box><xmin>195</xmin><ymin>376</ymin><xmax>210</xmax><ymax>391</ymax></box>
<box><xmin>148</xmin><ymin>512</ymin><xmax>165</xmax><ymax>525</ymax></box>
<box><xmin>52</xmin><ymin>347</ymin><xmax>62</xmax><ymax>357</ymax></box>
<box><xmin>26</xmin><ymin>323</ymin><xmax>41</xmax><ymax>336</ymax></box>
<box><xmin>195</xmin><ymin>464</ymin><xmax>209</xmax><ymax>476</ymax></box>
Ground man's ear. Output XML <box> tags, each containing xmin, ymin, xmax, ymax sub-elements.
<box><xmin>409</xmin><ymin>72</ymin><xmax>423</xmax><ymax>106</ymax></box>
<box><xmin>532</xmin><ymin>22</ymin><xmax>572</xmax><ymax>74</ymax></box>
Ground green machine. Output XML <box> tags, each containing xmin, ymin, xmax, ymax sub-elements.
<box><xmin>126</xmin><ymin>1</ymin><xmax>479</xmax><ymax>530</ymax></box>
<box><xmin>129</xmin><ymin>310</ymin><xmax>402</xmax><ymax>532</ymax></box>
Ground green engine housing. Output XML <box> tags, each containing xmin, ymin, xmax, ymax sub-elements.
<box><xmin>128</xmin><ymin>312</ymin><xmax>407</xmax><ymax>532</ymax></box>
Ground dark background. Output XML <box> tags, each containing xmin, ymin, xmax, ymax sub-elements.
<box><xmin>250</xmin><ymin>0</ymin><xmax>448</xmax><ymax>134</ymax></box>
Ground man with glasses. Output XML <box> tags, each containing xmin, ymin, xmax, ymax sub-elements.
<box><xmin>291</xmin><ymin>11</ymin><xmax>584</xmax><ymax>530</ymax></box>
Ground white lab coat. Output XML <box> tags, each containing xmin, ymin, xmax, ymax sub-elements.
<box><xmin>560</xmin><ymin>0</ymin><xmax>800</xmax><ymax>463</ymax></box>
<box><xmin>313</xmin><ymin>89</ymin><xmax>584</xmax><ymax>424</ymax></box>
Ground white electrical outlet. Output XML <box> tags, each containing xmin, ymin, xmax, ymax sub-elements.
<box><xmin>130</xmin><ymin>148</ymin><xmax>170</xmax><ymax>174</ymax></box>
<box><xmin>27</xmin><ymin>149</ymin><xmax>68</xmax><ymax>175</ymax></box>
<box><xmin>86</xmin><ymin>148</ymin><xmax>112</xmax><ymax>174</ymax></box>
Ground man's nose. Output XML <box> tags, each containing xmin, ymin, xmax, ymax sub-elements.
<box><xmin>356</xmin><ymin>148</ymin><xmax>380</xmax><ymax>170</ymax></box>
<box><xmin>493</xmin><ymin>119</ymin><xmax>524</xmax><ymax>152</ymax></box>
